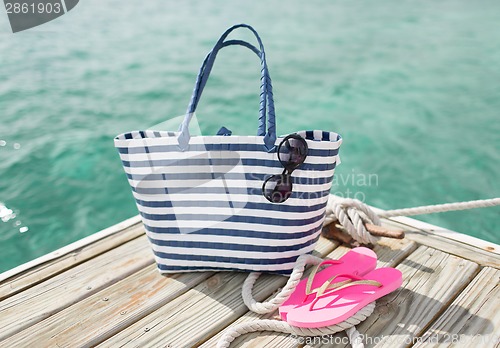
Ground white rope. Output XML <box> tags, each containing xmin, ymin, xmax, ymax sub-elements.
<box><xmin>346</xmin><ymin>326</ymin><xmax>366</xmax><ymax>348</ymax></box>
<box><xmin>325</xmin><ymin>196</ymin><xmax>500</xmax><ymax>244</ymax></box>
<box><xmin>218</xmin><ymin>254</ymin><xmax>373</xmax><ymax>348</ymax></box>
<box><xmin>379</xmin><ymin>197</ymin><xmax>500</xmax><ymax>218</ymax></box>
<box><xmin>242</xmin><ymin>254</ymin><xmax>323</xmax><ymax>314</ymax></box>
<box><xmin>216</xmin><ymin>302</ymin><xmax>375</xmax><ymax>348</ymax></box>
<box><xmin>325</xmin><ymin>198</ymin><xmax>382</xmax><ymax>244</ymax></box>
<box><xmin>217</xmin><ymin>196</ymin><xmax>500</xmax><ymax>347</ymax></box>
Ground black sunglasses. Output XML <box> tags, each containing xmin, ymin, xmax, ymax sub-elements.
<box><xmin>262</xmin><ymin>134</ymin><xmax>309</xmax><ymax>203</ymax></box>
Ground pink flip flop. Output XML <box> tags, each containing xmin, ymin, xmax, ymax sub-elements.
<box><xmin>285</xmin><ymin>267</ymin><xmax>403</xmax><ymax>328</ymax></box>
<box><xmin>279</xmin><ymin>247</ymin><xmax>377</xmax><ymax>321</ymax></box>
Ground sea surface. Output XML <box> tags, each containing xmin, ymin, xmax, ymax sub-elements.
<box><xmin>0</xmin><ymin>0</ymin><xmax>499</xmax><ymax>272</ymax></box>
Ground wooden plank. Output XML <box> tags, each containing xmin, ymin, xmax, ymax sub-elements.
<box><xmin>414</xmin><ymin>267</ymin><xmax>500</xmax><ymax>348</ymax></box>
<box><xmin>0</xmin><ymin>265</ymin><xmax>213</xmax><ymax>348</ymax></box>
<box><xmin>387</xmin><ymin>215</ymin><xmax>500</xmax><ymax>255</ymax></box>
<box><xmin>234</xmin><ymin>246</ymin><xmax>481</xmax><ymax>348</ymax></box>
<box><xmin>381</xmin><ymin>219</ymin><xmax>500</xmax><ymax>269</ymax></box>
<box><xmin>205</xmin><ymin>309</ymin><xmax>294</xmax><ymax>348</ymax></box>
<box><xmin>0</xmin><ymin>219</ymin><xmax>144</xmax><ymax>301</ymax></box>
<box><xmin>200</xmin><ymin>237</ymin><xmax>417</xmax><ymax>348</ymax></box>
<box><xmin>365</xmin><ymin>201</ymin><xmax>500</xmax><ymax>256</ymax></box>
<box><xmin>0</xmin><ymin>235</ymin><xmax>153</xmax><ymax>341</ymax></box>
<box><xmin>320</xmin><ymin>246</ymin><xmax>480</xmax><ymax>348</ymax></box>
<box><xmin>97</xmin><ymin>237</ymin><xmax>339</xmax><ymax>348</ymax></box>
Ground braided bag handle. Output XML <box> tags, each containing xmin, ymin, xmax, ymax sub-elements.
<box><xmin>178</xmin><ymin>24</ymin><xmax>276</xmax><ymax>151</ymax></box>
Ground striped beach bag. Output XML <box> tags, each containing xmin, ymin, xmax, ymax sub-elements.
<box><xmin>114</xmin><ymin>24</ymin><xmax>342</xmax><ymax>274</ymax></box>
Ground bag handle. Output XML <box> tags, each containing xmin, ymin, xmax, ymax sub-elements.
<box><xmin>177</xmin><ymin>24</ymin><xmax>277</xmax><ymax>151</ymax></box>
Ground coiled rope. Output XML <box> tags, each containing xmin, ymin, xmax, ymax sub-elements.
<box><xmin>217</xmin><ymin>196</ymin><xmax>500</xmax><ymax>348</ymax></box>
<box><xmin>324</xmin><ymin>197</ymin><xmax>500</xmax><ymax>245</ymax></box>
<box><xmin>217</xmin><ymin>253</ymin><xmax>375</xmax><ymax>348</ymax></box>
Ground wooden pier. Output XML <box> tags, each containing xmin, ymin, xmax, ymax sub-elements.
<box><xmin>0</xmin><ymin>196</ymin><xmax>499</xmax><ymax>347</ymax></box>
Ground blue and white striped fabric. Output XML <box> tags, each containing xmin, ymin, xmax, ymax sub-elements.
<box><xmin>114</xmin><ymin>25</ymin><xmax>342</xmax><ymax>274</ymax></box>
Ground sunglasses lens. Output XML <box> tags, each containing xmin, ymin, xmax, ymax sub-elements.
<box><xmin>278</xmin><ymin>136</ymin><xmax>308</xmax><ymax>169</ymax></box>
<box><xmin>262</xmin><ymin>175</ymin><xmax>292</xmax><ymax>203</ymax></box>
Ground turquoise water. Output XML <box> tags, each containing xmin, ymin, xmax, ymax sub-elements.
<box><xmin>1</xmin><ymin>0</ymin><xmax>499</xmax><ymax>273</ymax></box>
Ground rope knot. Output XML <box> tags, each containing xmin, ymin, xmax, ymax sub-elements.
<box><xmin>216</xmin><ymin>195</ymin><xmax>500</xmax><ymax>348</ymax></box>
<box><xmin>218</xmin><ymin>254</ymin><xmax>375</xmax><ymax>348</ymax></box>
<box><xmin>325</xmin><ymin>198</ymin><xmax>382</xmax><ymax>245</ymax></box>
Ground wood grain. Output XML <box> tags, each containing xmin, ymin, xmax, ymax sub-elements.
<box><xmin>199</xmin><ymin>237</ymin><xmax>417</xmax><ymax>348</ymax></box>
<box><xmin>1</xmin><ymin>208</ymin><xmax>498</xmax><ymax>348</ymax></box>
<box><xmin>365</xmin><ymin>223</ymin><xmax>404</xmax><ymax>239</ymax></box>
<box><xmin>0</xmin><ymin>221</ymin><xmax>145</xmax><ymax>301</ymax></box>
<box><xmin>97</xmin><ymin>237</ymin><xmax>339</xmax><ymax>348</ymax></box>
<box><xmin>414</xmin><ymin>267</ymin><xmax>500</xmax><ymax>348</ymax></box>
<box><xmin>326</xmin><ymin>246</ymin><xmax>480</xmax><ymax>348</ymax></box>
<box><xmin>225</xmin><ymin>246</ymin><xmax>480</xmax><ymax>348</ymax></box>
<box><xmin>0</xmin><ymin>265</ymin><xmax>213</xmax><ymax>348</ymax></box>
<box><xmin>382</xmin><ymin>219</ymin><xmax>500</xmax><ymax>268</ymax></box>
<box><xmin>0</xmin><ymin>235</ymin><xmax>153</xmax><ymax>341</ymax></box>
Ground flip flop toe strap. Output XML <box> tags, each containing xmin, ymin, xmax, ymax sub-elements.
<box><xmin>310</xmin><ymin>276</ymin><xmax>382</xmax><ymax>310</ymax></box>
<box><xmin>243</xmin><ymin>254</ymin><xmax>324</xmax><ymax>314</ymax></box>
<box><xmin>302</xmin><ymin>259</ymin><xmax>343</xmax><ymax>302</ymax></box>
<box><xmin>306</xmin><ymin>272</ymin><xmax>364</xmax><ymax>299</ymax></box>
